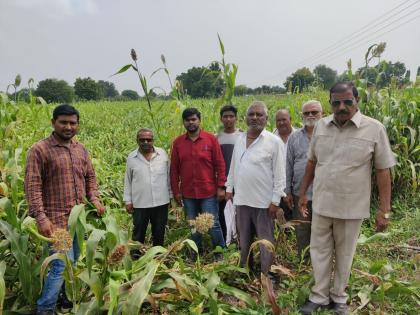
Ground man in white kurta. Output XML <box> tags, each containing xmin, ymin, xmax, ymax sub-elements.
<box><xmin>226</xmin><ymin>101</ymin><xmax>286</xmax><ymax>274</ymax></box>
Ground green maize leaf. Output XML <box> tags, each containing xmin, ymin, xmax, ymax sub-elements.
<box><xmin>68</xmin><ymin>204</ymin><xmax>85</xmax><ymax>238</ymax></box>
<box><xmin>78</xmin><ymin>270</ymin><xmax>103</xmax><ymax>303</ymax></box>
<box><xmin>217</xmin><ymin>33</ymin><xmax>225</xmax><ymax>55</ymax></box>
<box><xmin>205</xmin><ymin>271</ymin><xmax>220</xmax><ymax>293</ymax></box>
<box><xmin>108</xmin><ymin>278</ymin><xmax>121</xmax><ymax>315</ymax></box>
<box><xmin>112</xmin><ymin>64</ymin><xmax>133</xmax><ymax>76</ymax></box>
<box><xmin>217</xmin><ymin>283</ymin><xmax>256</xmax><ymax>307</ymax></box>
<box><xmin>189</xmin><ymin>300</ymin><xmax>204</xmax><ymax>315</ymax></box>
<box><xmin>151</xmin><ymin>67</ymin><xmax>164</xmax><ymax>77</ymax></box>
<box><xmin>407</xmin><ymin>159</ymin><xmax>417</xmax><ymax>191</ymax></box>
<box><xmin>86</xmin><ymin>228</ymin><xmax>106</xmax><ymax>276</ymax></box>
<box><xmin>75</xmin><ymin>299</ymin><xmax>99</xmax><ymax>315</ymax></box>
<box><xmin>356</xmin><ymin>284</ymin><xmax>374</xmax><ymax>311</ymax></box>
<box><xmin>0</xmin><ymin>197</ymin><xmax>17</xmax><ymax>228</ymax></box>
<box><xmin>103</xmin><ymin>215</ymin><xmax>120</xmax><ymax>243</ymax></box>
<box><xmin>405</xmin><ymin>126</ymin><xmax>417</xmax><ymax>150</ymax></box>
<box><xmin>0</xmin><ymin>220</ymin><xmax>37</xmax><ymax>302</ymax></box>
<box><xmin>123</xmin><ymin>259</ymin><xmax>159</xmax><ymax>314</ymax></box>
<box><xmin>0</xmin><ymin>261</ymin><xmax>6</xmax><ymax>312</ymax></box>
<box><xmin>357</xmin><ymin>232</ymin><xmax>390</xmax><ymax>245</ymax></box>
<box><xmin>40</xmin><ymin>252</ymin><xmax>67</xmax><ymax>292</ymax></box>
<box><xmin>182</xmin><ymin>239</ymin><xmax>198</xmax><ymax>253</ymax></box>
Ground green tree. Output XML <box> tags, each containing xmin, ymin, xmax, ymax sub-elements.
<box><xmin>176</xmin><ymin>62</ymin><xmax>224</xmax><ymax>98</ymax></box>
<box><xmin>74</xmin><ymin>77</ymin><xmax>102</xmax><ymax>100</ymax></box>
<box><xmin>357</xmin><ymin>61</ymin><xmax>409</xmax><ymax>88</ymax></box>
<box><xmin>35</xmin><ymin>78</ymin><xmax>74</xmax><ymax>103</ymax></box>
<box><xmin>98</xmin><ymin>80</ymin><xmax>119</xmax><ymax>99</ymax></box>
<box><xmin>313</xmin><ymin>64</ymin><xmax>337</xmax><ymax>89</ymax></box>
<box><xmin>234</xmin><ymin>84</ymin><xmax>248</xmax><ymax>96</ymax></box>
<box><xmin>284</xmin><ymin>67</ymin><xmax>315</xmax><ymax>92</ymax></box>
<box><xmin>121</xmin><ymin>89</ymin><xmax>140</xmax><ymax>100</ymax></box>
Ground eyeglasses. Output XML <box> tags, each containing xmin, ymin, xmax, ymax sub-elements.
<box><xmin>303</xmin><ymin>111</ymin><xmax>320</xmax><ymax>116</ymax></box>
<box><xmin>331</xmin><ymin>99</ymin><xmax>354</xmax><ymax>107</ymax></box>
<box><xmin>138</xmin><ymin>138</ymin><xmax>153</xmax><ymax>143</ymax></box>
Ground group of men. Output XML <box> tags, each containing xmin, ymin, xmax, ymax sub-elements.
<box><xmin>25</xmin><ymin>82</ymin><xmax>395</xmax><ymax>315</ymax></box>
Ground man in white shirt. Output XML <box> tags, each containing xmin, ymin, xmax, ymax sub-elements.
<box><xmin>273</xmin><ymin>109</ymin><xmax>295</xmax><ymax>220</ymax></box>
<box><xmin>124</xmin><ymin>128</ymin><xmax>171</xmax><ymax>258</ymax></box>
<box><xmin>226</xmin><ymin>101</ymin><xmax>286</xmax><ymax>274</ymax></box>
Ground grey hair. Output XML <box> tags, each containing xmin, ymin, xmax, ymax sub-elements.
<box><xmin>247</xmin><ymin>101</ymin><xmax>268</xmax><ymax>116</ymax></box>
<box><xmin>302</xmin><ymin>100</ymin><xmax>322</xmax><ymax>111</ymax></box>
<box><xmin>275</xmin><ymin>109</ymin><xmax>291</xmax><ymax>119</ymax></box>
<box><xmin>136</xmin><ymin>128</ymin><xmax>153</xmax><ymax>137</ymax></box>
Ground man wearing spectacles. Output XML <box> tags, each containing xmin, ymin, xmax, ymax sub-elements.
<box><xmin>284</xmin><ymin>100</ymin><xmax>323</xmax><ymax>262</ymax></box>
<box><xmin>298</xmin><ymin>82</ymin><xmax>395</xmax><ymax>315</ymax></box>
<box><xmin>123</xmin><ymin>128</ymin><xmax>171</xmax><ymax>259</ymax></box>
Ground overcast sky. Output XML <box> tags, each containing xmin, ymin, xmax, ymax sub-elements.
<box><xmin>1</xmin><ymin>0</ymin><xmax>419</xmax><ymax>94</ymax></box>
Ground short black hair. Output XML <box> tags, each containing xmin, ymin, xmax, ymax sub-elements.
<box><xmin>329</xmin><ymin>82</ymin><xmax>359</xmax><ymax>99</ymax></box>
<box><xmin>182</xmin><ymin>107</ymin><xmax>201</xmax><ymax>120</ymax></box>
<box><xmin>53</xmin><ymin>104</ymin><xmax>80</xmax><ymax>121</ymax></box>
<box><xmin>220</xmin><ymin>104</ymin><xmax>238</xmax><ymax>117</ymax></box>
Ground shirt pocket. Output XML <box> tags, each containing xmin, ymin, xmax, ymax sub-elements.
<box><xmin>198</xmin><ymin>143</ymin><xmax>213</xmax><ymax>162</ymax></box>
<box><xmin>342</xmin><ymin>137</ymin><xmax>374</xmax><ymax>166</ymax></box>
<box><xmin>153</xmin><ymin>161</ymin><xmax>168</xmax><ymax>175</ymax></box>
<box><xmin>250</xmin><ymin>151</ymin><xmax>272</xmax><ymax>164</ymax></box>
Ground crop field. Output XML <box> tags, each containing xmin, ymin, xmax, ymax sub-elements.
<box><xmin>0</xmin><ymin>81</ymin><xmax>419</xmax><ymax>314</ymax></box>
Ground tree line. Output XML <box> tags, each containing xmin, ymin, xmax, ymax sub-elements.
<box><xmin>4</xmin><ymin>60</ymin><xmax>418</xmax><ymax>104</ymax></box>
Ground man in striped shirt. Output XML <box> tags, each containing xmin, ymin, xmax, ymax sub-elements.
<box><xmin>25</xmin><ymin>104</ymin><xmax>105</xmax><ymax>315</ymax></box>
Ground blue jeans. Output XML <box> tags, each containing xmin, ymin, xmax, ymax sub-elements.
<box><xmin>183</xmin><ymin>197</ymin><xmax>226</xmax><ymax>250</ymax></box>
<box><xmin>37</xmin><ymin>236</ymin><xmax>79</xmax><ymax>311</ymax></box>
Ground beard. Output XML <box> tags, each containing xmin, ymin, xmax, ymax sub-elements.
<box><xmin>304</xmin><ymin>118</ymin><xmax>318</xmax><ymax>127</ymax></box>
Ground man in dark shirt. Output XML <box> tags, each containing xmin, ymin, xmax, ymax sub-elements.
<box><xmin>170</xmin><ymin>108</ymin><xmax>226</xmax><ymax>257</ymax></box>
<box><xmin>216</xmin><ymin>105</ymin><xmax>242</xmax><ymax>241</ymax></box>
<box><xmin>25</xmin><ymin>104</ymin><xmax>105</xmax><ymax>315</ymax></box>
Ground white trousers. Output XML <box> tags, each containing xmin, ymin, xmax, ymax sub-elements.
<box><xmin>309</xmin><ymin>213</ymin><xmax>363</xmax><ymax>305</ymax></box>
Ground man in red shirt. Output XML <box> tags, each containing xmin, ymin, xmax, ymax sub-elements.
<box><xmin>170</xmin><ymin>108</ymin><xmax>226</xmax><ymax>256</ymax></box>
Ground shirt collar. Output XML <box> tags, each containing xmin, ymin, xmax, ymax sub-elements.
<box><xmin>136</xmin><ymin>147</ymin><xmax>158</xmax><ymax>159</ymax></box>
<box><xmin>184</xmin><ymin>129</ymin><xmax>203</xmax><ymax>140</ymax></box>
<box><xmin>48</xmin><ymin>133</ymin><xmax>76</xmax><ymax>147</ymax></box>
<box><xmin>326</xmin><ymin>110</ymin><xmax>362</xmax><ymax>129</ymax></box>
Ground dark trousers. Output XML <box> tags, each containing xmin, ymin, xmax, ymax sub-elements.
<box><xmin>218</xmin><ymin>200</ymin><xmax>227</xmax><ymax>241</ymax></box>
<box><xmin>236</xmin><ymin>205</ymin><xmax>274</xmax><ymax>274</ymax></box>
<box><xmin>280</xmin><ymin>198</ymin><xmax>293</xmax><ymax>221</ymax></box>
<box><xmin>132</xmin><ymin>204</ymin><xmax>169</xmax><ymax>246</ymax></box>
<box><xmin>292</xmin><ymin>195</ymin><xmax>312</xmax><ymax>260</ymax></box>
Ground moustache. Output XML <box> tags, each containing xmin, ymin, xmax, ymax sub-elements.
<box><xmin>337</xmin><ymin>110</ymin><xmax>349</xmax><ymax>115</ymax></box>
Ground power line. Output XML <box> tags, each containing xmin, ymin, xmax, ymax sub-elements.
<box><xmin>295</xmin><ymin>0</ymin><xmax>419</xmax><ymax>66</ymax></box>
<box><xmin>305</xmin><ymin>13</ymin><xmax>420</xmax><ymax>69</ymax></box>
<box><xmin>247</xmin><ymin>0</ymin><xmax>420</xmax><ymax>86</ymax></box>
<box><xmin>303</xmin><ymin>6</ymin><xmax>420</xmax><ymax>68</ymax></box>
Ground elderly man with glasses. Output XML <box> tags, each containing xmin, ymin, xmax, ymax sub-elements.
<box><xmin>298</xmin><ymin>82</ymin><xmax>395</xmax><ymax>315</ymax></box>
<box><xmin>284</xmin><ymin>100</ymin><xmax>323</xmax><ymax>262</ymax></box>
